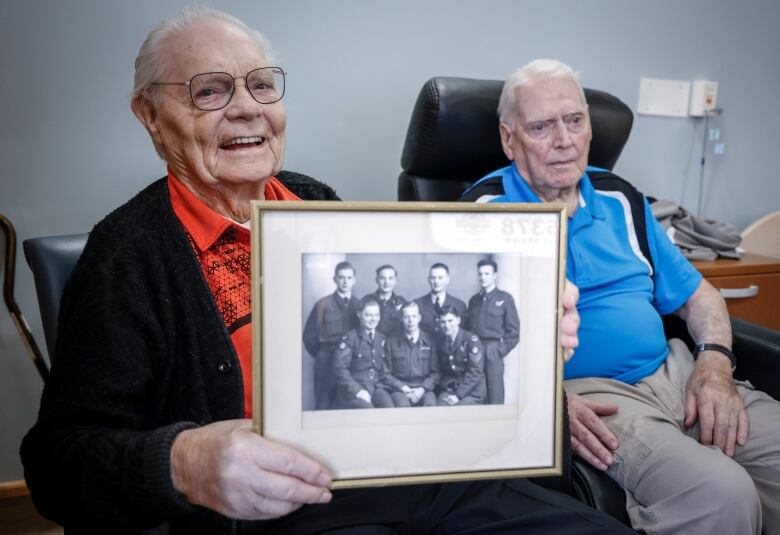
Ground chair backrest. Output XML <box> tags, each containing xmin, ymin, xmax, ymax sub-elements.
<box><xmin>23</xmin><ymin>234</ymin><xmax>88</xmax><ymax>359</ymax></box>
<box><xmin>740</xmin><ymin>211</ymin><xmax>780</xmax><ymax>259</ymax></box>
<box><xmin>398</xmin><ymin>76</ymin><xmax>634</xmax><ymax>201</ymax></box>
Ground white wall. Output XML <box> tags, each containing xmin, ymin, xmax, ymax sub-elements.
<box><xmin>1</xmin><ymin>0</ymin><xmax>778</xmax><ymax>481</ymax></box>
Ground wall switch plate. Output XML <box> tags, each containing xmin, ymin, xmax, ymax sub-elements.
<box><xmin>689</xmin><ymin>80</ymin><xmax>719</xmax><ymax>116</ymax></box>
<box><xmin>637</xmin><ymin>77</ymin><xmax>691</xmax><ymax>117</ymax></box>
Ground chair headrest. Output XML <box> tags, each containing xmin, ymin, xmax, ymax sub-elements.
<box><xmin>400</xmin><ymin>76</ymin><xmax>633</xmax><ymax>181</ymax></box>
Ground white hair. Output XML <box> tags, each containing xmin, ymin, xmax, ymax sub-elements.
<box><xmin>131</xmin><ymin>6</ymin><xmax>278</xmax><ymax>157</ymax></box>
<box><xmin>497</xmin><ymin>59</ymin><xmax>586</xmax><ymax>127</ymax></box>
<box><xmin>132</xmin><ymin>6</ymin><xmax>277</xmax><ymax>98</ymax></box>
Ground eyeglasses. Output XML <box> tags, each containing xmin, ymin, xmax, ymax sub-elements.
<box><xmin>149</xmin><ymin>67</ymin><xmax>286</xmax><ymax>111</ymax></box>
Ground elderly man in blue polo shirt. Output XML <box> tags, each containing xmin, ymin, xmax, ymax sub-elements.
<box><xmin>461</xmin><ymin>59</ymin><xmax>780</xmax><ymax>535</ymax></box>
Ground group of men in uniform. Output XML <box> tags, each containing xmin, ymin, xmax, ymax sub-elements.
<box><xmin>303</xmin><ymin>259</ymin><xmax>520</xmax><ymax>410</ymax></box>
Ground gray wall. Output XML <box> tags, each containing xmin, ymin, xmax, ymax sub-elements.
<box><xmin>1</xmin><ymin>0</ymin><xmax>778</xmax><ymax>482</ymax></box>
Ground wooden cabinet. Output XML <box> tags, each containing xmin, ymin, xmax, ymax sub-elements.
<box><xmin>692</xmin><ymin>254</ymin><xmax>780</xmax><ymax>331</ymax></box>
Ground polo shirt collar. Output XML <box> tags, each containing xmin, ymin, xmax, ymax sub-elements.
<box><xmin>168</xmin><ymin>170</ymin><xmax>301</xmax><ymax>251</ymax></box>
<box><xmin>503</xmin><ymin>163</ymin><xmax>606</xmax><ymax>221</ymax></box>
<box><xmin>168</xmin><ymin>171</ymin><xmax>234</xmax><ymax>251</ymax></box>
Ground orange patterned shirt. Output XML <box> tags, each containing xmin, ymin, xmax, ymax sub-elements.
<box><xmin>168</xmin><ymin>170</ymin><xmax>300</xmax><ymax>417</ymax></box>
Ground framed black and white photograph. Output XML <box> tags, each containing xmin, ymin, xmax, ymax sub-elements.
<box><xmin>251</xmin><ymin>201</ymin><xmax>567</xmax><ymax>488</ymax></box>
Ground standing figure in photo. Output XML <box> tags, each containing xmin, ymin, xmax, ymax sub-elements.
<box><xmin>384</xmin><ymin>301</ymin><xmax>440</xmax><ymax>407</ymax></box>
<box><xmin>303</xmin><ymin>261</ymin><xmax>360</xmax><ymax>410</ymax></box>
<box><xmin>415</xmin><ymin>262</ymin><xmax>467</xmax><ymax>336</ymax></box>
<box><xmin>367</xmin><ymin>264</ymin><xmax>407</xmax><ymax>337</ymax></box>
<box><xmin>467</xmin><ymin>258</ymin><xmax>520</xmax><ymax>404</ymax></box>
<box><xmin>436</xmin><ymin>306</ymin><xmax>486</xmax><ymax>406</ymax></box>
<box><xmin>332</xmin><ymin>296</ymin><xmax>395</xmax><ymax>409</ymax></box>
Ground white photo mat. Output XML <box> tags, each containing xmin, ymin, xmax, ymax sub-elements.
<box><xmin>252</xmin><ymin>201</ymin><xmax>567</xmax><ymax>488</ymax></box>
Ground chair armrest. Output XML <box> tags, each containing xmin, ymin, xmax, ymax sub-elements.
<box><xmin>732</xmin><ymin>318</ymin><xmax>780</xmax><ymax>399</ymax></box>
<box><xmin>571</xmin><ymin>459</ymin><xmax>631</xmax><ymax>526</ymax></box>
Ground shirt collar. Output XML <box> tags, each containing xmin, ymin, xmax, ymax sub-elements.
<box><xmin>168</xmin><ymin>170</ymin><xmax>301</xmax><ymax>251</ymax></box>
<box><xmin>503</xmin><ymin>163</ymin><xmax>606</xmax><ymax>221</ymax></box>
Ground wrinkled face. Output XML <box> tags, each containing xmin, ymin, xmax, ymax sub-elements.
<box><xmin>477</xmin><ymin>265</ymin><xmax>497</xmax><ymax>289</ymax></box>
<box><xmin>376</xmin><ymin>268</ymin><xmax>397</xmax><ymax>294</ymax></box>
<box><xmin>499</xmin><ymin>76</ymin><xmax>591</xmax><ymax>198</ymax></box>
<box><xmin>358</xmin><ymin>304</ymin><xmax>381</xmax><ymax>331</ymax></box>
<box><xmin>428</xmin><ymin>267</ymin><xmax>450</xmax><ymax>293</ymax></box>
<box><xmin>334</xmin><ymin>268</ymin><xmax>355</xmax><ymax>294</ymax></box>
<box><xmin>439</xmin><ymin>313</ymin><xmax>461</xmax><ymax>338</ymax></box>
<box><xmin>401</xmin><ymin>305</ymin><xmax>421</xmax><ymax>333</ymax></box>
<box><xmin>140</xmin><ymin>20</ymin><xmax>286</xmax><ymax>191</ymax></box>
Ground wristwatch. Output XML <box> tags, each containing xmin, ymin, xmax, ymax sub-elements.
<box><xmin>693</xmin><ymin>342</ymin><xmax>736</xmax><ymax>370</ymax></box>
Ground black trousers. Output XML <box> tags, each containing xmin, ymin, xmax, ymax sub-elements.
<box><xmin>249</xmin><ymin>479</ymin><xmax>633</xmax><ymax>535</ymax></box>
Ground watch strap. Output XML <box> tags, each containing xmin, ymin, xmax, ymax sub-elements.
<box><xmin>693</xmin><ymin>342</ymin><xmax>736</xmax><ymax>370</ymax></box>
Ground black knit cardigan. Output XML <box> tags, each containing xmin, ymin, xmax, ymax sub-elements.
<box><xmin>21</xmin><ymin>173</ymin><xmax>339</xmax><ymax>534</ymax></box>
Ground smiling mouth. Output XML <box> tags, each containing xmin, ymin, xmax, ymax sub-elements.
<box><xmin>220</xmin><ymin>136</ymin><xmax>266</xmax><ymax>150</ymax></box>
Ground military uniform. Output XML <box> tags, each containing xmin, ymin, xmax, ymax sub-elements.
<box><xmin>303</xmin><ymin>292</ymin><xmax>359</xmax><ymax>409</ymax></box>
<box><xmin>436</xmin><ymin>328</ymin><xmax>486</xmax><ymax>405</ymax></box>
<box><xmin>367</xmin><ymin>291</ymin><xmax>407</xmax><ymax>337</ymax></box>
<box><xmin>414</xmin><ymin>293</ymin><xmax>467</xmax><ymax>336</ymax></box>
<box><xmin>332</xmin><ymin>329</ymin><xmax>394</xmax><ymax>409</ymax></box>
<box><xmin>467</xmin><ymin>288</ymin><xmax>520</xmax><ymax>404</ymax></box>
<box><xmin>384</xmin><ymin>331</ymin><xmax>439</xmax><ymax>406</ymax></box>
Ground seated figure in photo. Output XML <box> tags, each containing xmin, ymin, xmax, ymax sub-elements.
<box><xmin>303</xmin><ymin>261</ymin><xmax>360</xmax><ymax>410</ymax></box>
<box><xmin>414</xmin><ymin>262</ymin><xmax>467</xmax><ymax>336</ymax></box>
<box><xmin>365</xmin><ymin>264</ymin><xmax>407</xmax><ymax>337</ymax></box>
<box><xmin>384</xmin><ymin>301</ymin><xmax>440</xmax><ymax>407</ymax></box>
<box><xmin>436</xmin><ymin>306</ymin><xmax>486</xmax><ymax>406</ymax></box>
<box><xmin>461</xmin><ymin>58</ymin><xmax>780</xmax><ymax>535</ymax></box>
<box><xmin>332</xmin><ymin>296</ymin><xmax>395</xmax><ymax>409</ymax></box>
<box><xmin>466</xmin><ymin>258</ymin><xmax>520</xmax><ymax>404</ymax></box>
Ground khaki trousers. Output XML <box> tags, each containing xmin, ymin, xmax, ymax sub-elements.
<box><xmin>566</xmin><ymin>339</ymin><xmax>780</xmax><ymax>535</ymax></box>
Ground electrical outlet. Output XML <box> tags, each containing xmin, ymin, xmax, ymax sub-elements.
<box><xmin>689</xmin><ymin>80</ymin><xmax>718</xmax><ymax>116</ymax></box>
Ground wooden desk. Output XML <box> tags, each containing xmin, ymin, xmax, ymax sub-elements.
<box><xmin>692</xmin><ymin>253</ymin><xmax>780</xmax><ymax>331</ymax></box>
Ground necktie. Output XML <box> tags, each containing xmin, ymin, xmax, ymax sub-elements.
<box><xmin>434</xmin><ymin>295</ymin><xmax>442</xmax><ymax>314</ymax></box>
<box><xmin>369</xmin><ymin>331</ymin><xmax>374</xmax><ymax>342</ymax></box>
<box><xmin>343</xmin><ymin>296</ymin><xmax>349</xmax><ymax>306</ymax></box>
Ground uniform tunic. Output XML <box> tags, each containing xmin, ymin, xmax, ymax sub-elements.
<box><xmin>333</xmin><ymin>329</ymin><xmax>393</xmax><ymax>408</ymax></box>
<box><xmin>414</xmin><ymin>293</ymin><xmax>467</xmax><ymax>336</ymax></box>
<box><xmin>369</xmin><ymin>291</ymin><xmax>407</xmax><ymax>337</ymax></box>
<box><xmin>436</xmin><ymin>328</ymin><xmax>486</xmax><ymax>403</ymax></box>
<box><xmin>385</xmin><ymin>331</ymin><xmax>439</xmax><ymax>406</ymax></box>
<box><xmin>467</xmin><ymin>288</ymin><xmax>520</xmax><ymax>404</ymax></box>
<box><xmin>303</xmin><ymin>292</ymin><xmax>360</xmax><ymax>409</ymax></box>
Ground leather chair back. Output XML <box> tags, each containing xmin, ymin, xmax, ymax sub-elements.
<box><xmin>398</xmin><ymin>76</ymin><xmax>634</xmax><ymax>201</ymax></box>
<box><xmin>23</xmin><ymin>234</ymin><xmax>88</xmax><ymax>359</ymax></box>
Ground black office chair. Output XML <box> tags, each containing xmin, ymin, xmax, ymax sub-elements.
<box><xmin>398</xmin><ymin>77</ymin><xmax>632</xmax><ymax>201</ymax></box>
<box><xmin>397</xmin><ymin>76</ymin><xmax>780</xmax><ymax>526</ymax></box>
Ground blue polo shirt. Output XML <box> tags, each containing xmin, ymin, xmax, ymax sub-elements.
<box><xmin>465</xmin><ymin>163</ymin><xmax>702</xmax><ymax>383</ymax></box>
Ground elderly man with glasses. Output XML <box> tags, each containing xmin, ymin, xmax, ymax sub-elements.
<box><xmin>21</xmin><ymin>9</ymin><xmax>632</xmax><ymax>535</ymax></box>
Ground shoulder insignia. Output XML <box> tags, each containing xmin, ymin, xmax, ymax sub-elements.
<box><xmin>496</xmin><ymin>300</ymin><xmax>504</xmax><ymax>306</ymax></box>
<box><xmin>470</xmin><ymin>335</ymin><xmax>479</xmax><ymax>342</ymax></box>
<box><xmin>339</xmin><ymin>342</ymin><xmax>347</xmax><ymax>349</ymax></box>
<box><xmin>381</xmin><ymin>339</ymin><xmax>385</xmax><ymax>347</ymax></box>
<box><xmin>471</xmin><ymin>346</ymin><xmax>479</xmax><ymax>354</ymax></box>
<box><xmin>394</xmin><ymin>303</ymin><xmax>403</xmax><ymax>310</ymax></box>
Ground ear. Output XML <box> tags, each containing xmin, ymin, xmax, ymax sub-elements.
<box><xmin>499</xmin><ymin>123</ymin><xmax>515</xmax><ymax>161</ymax></box>
<box><xmin>131</xmin><ymin>92</ymin><xmax>164</xmax><ymax>149</ymax></box>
